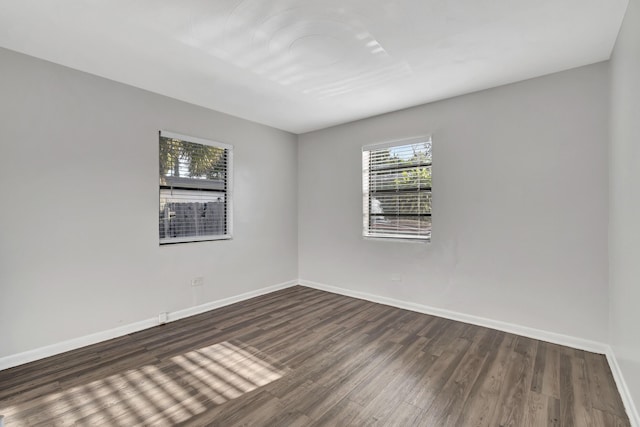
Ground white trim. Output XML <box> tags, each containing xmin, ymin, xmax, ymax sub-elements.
<box><xmin>362</xmin><ymin>135</ymin><xmax>432</xmax><ymax>152</ymax></box>
<box><xmin>0</xmin><ymin>318</ymin><xmax>157</xmax><ymax>372</ymax></box>
<box><xmin>166</xmin><ymin>280</ymin><xmax>296</xmax><ymax>323</ymax></box>
<box><xmin>159</xmin><ymin>130</ymin><xmax>233</xmax><ymax>150</ymax></box>
<box><xmin>362</xmin><ymin>136</ymin><xmax>433</xmax><ymax>241</ymax></box>
<box><xmin>226</xmin><ymin>147</ymin><xmax>234</xmax><ymax>238</ymax></box>
<box><xmin>160</xmin><ymin>234</ymin><xmax>232</xmax><ymax>245</ymax></box>
<box><xmin>0</xmin><ymin>280</ymin><xmax>298</xmax><ymax>371</ymax></box>
<box><xmin>3</xmin><ymin>279</ymin><xmax>636</xmax><ymax>427</ymax></box>
<box><xmin>299</xmin><ymin>279</ymin><xmax>608</xmax><ymax>354</ymax></box>
<box><xmin>606</xmin><ymin>346</ymin><xmax>640</xmax><ymax>427</ymax></box>
<box><xmin>363</xmin><ymin>234</ymin><xmax>430</xmax><ymax>243</ymax></box>
<box><xmin>158</xmin><ymin>130</ymin><xmax>234</xmax><ymax>243</ymax></box>
<box><xmin>299</xmin><ymin>280</ymin><xmax>640</xmax><ymax>423</ymax></box>
<box><xmin>362</xmin><ymin>151</ymin><xmax>370</xmax><ymax>236</ymax></box>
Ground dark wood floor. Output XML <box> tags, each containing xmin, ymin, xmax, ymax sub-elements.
<box><xmin>0</xmin><ymin>286</ymin><xmax>629</xmax><ymax>426</ymax></box>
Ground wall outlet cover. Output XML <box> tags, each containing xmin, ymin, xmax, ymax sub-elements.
<box><xmin>158</xmin><ymin>312</ymin><xmax>169</xmax><ymax>324</ymax></box>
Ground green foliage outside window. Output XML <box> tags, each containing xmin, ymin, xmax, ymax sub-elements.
<box><xmin>159</xmin><ymin>137</ymin><xmax>226</xmax><ymax>184</ymax></box>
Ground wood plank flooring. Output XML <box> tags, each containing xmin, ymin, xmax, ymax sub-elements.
<box><xmin>0</xmin><ymin>286</ymin><xmax>630</xmax><ymax>426</ymax></box>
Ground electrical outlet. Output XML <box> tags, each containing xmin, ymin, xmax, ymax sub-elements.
<box><xmin>391</xmin><ymin>275</ymin><xmax>402</xmax><ymax>282</ymax></box>
<box><xmin>191</xmin><ymin>276</ymin><xmax>204</xmax><ymax>287</ymax></box>
<box><xmin>158</xmin><ymin>312</ymin><xmax>169</xmax><ymax>324</ymax></box>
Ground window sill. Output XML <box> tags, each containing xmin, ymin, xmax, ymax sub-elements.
<box><xmin>160</xmin><ymin>235</ymin><xmax>232</xmax><ymax>245</ymax></box>
<box><xmin>363</xmin><ymin>235</ymin><xmax>431</xmax><ymax>244</ymax></box>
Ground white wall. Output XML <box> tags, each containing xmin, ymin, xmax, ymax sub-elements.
<box><xmin>610</xmin><ymin>0</ymin><xmax>640</xmax><ymax>414</ymax></box>
<box><xmin>299</xmin><ymin>63</ymin><xmax>610</xmax><ymax>343</ymax></box>
<box><xmin>0</xmin><ymin>48</ymin><xmax>298</xmax><ymax>359</ymax></box>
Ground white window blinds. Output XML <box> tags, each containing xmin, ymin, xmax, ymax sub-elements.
<box><xmin>362</xmin><ymin>137</ymin><xmax>432</xmax><ymax>241</ymax></box>
<box><xmin>159</xmin><ymin>131</ymin><xmax>233</xmax><ymax>244</ymax></box>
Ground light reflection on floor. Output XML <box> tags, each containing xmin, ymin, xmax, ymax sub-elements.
<box><xmin>2</xmin><ymin>341</ymin><xmax>285</xmax><ymax>426</ymax></box>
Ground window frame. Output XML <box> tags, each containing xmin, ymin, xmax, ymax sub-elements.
<box><xmin>362</xmin><ymin>136</ymin><xmax>432</xmax><ymax>242</ymax></box>
<box><xmin>159</xmin><ymin>130</ymin><xmax>233</xmax><ymax>245</ymax></box>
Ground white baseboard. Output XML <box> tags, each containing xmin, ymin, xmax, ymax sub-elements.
<box><xmin>167</xmin><ymin>280</ymin><xmax>298</xmax><ymax>323</ymax></box>
<box><xmin>3</xmin><ymin>278</ymin><xmax>636</xmax><ymax>427</ymax></box>
<box><xmin>299</xmin><ymin>279</ymin><xmax>609</xmax><ymax>354</ymax></box>
<box><xmin>0</xmin><ymin>279</ymin><xmax>298</xmax><ymax>371</ymax></box>
<box><xmin>0</xmin><ymin>317</ymin><xmax>158</xmax><ymax>372</ymax></box>
<box><xmin>300</xmin><ymin>280</ymin><xmax>640</xmax><ymax>424</ymax></box>
<box><xmin>606</xmin><ymin>347</ymin><xmax>640</xmax><ymax>427</ymax></box>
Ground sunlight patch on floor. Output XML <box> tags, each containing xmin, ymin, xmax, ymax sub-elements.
<box><xmin>1</xmin><ymin>341</ymin><xmax>285</xmax><ymax>426</ymax></box>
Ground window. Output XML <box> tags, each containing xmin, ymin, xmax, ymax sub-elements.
<box><xmin>159</xmin><ymin>131</ymin><xmax>232</xmax><ymax>244</ymax></box>
<box><xmin>362</xmin><ymin>137</ymin><xmax>432</xmax><ymax>241</ymax></box>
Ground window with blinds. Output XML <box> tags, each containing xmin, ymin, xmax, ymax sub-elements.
<box><xmin>159</xmin><ymin>131</ymin><xmax>232</xmax><ymax>244</ymax></box>
<box><xmin>362</xmin><ymin>137</ymin><xmax>432</xmax><ymax>241</ymax></box>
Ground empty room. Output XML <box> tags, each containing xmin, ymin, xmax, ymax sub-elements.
<box><xmin>0</xmin><ymin>0</ymin><xmax>638</xmax><ymax>426</ymax></box>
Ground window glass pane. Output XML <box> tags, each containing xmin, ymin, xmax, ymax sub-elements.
<box><xmin>369</xmin><ymin>141</ymin><xmax>432</xmax><ymax>170</ymax></box>
<box><xmin>368</xmin><ymin>216</ymin><xmax>432</xmax><ymax>238</ymax></box>
<box><xmin>370</xmin><ymin>165</ymin><xmax>432</xmax><ymax>191</ymax></box>
<box><xmin>371</xmin><ymin>191</ymin><xmax>432</xmax><ymax>215</ymax></box>
<box><xmin>363</xmin><ymin>137</ymin><xmax>432</xmax><ymax>241</ymax></box>
<box><xmin>159</xmin><ymin>133</ymin><xmax>231</xmax><ymax>244</ymax></box>
<box><xmin>159</xmin><ymin>137</ymin><xmax>227</xmax><ymax>181</ymax></box>
<box><xmin>159</xmin><ymin>189</ymin><xmax>226</xmax><ymax>240</ymax></box>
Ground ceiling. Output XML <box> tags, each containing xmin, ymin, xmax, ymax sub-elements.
<box><xmin>0</xmin><ymin>0</ymin><xmax>628</xmax><ymax>134</ymax></box>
